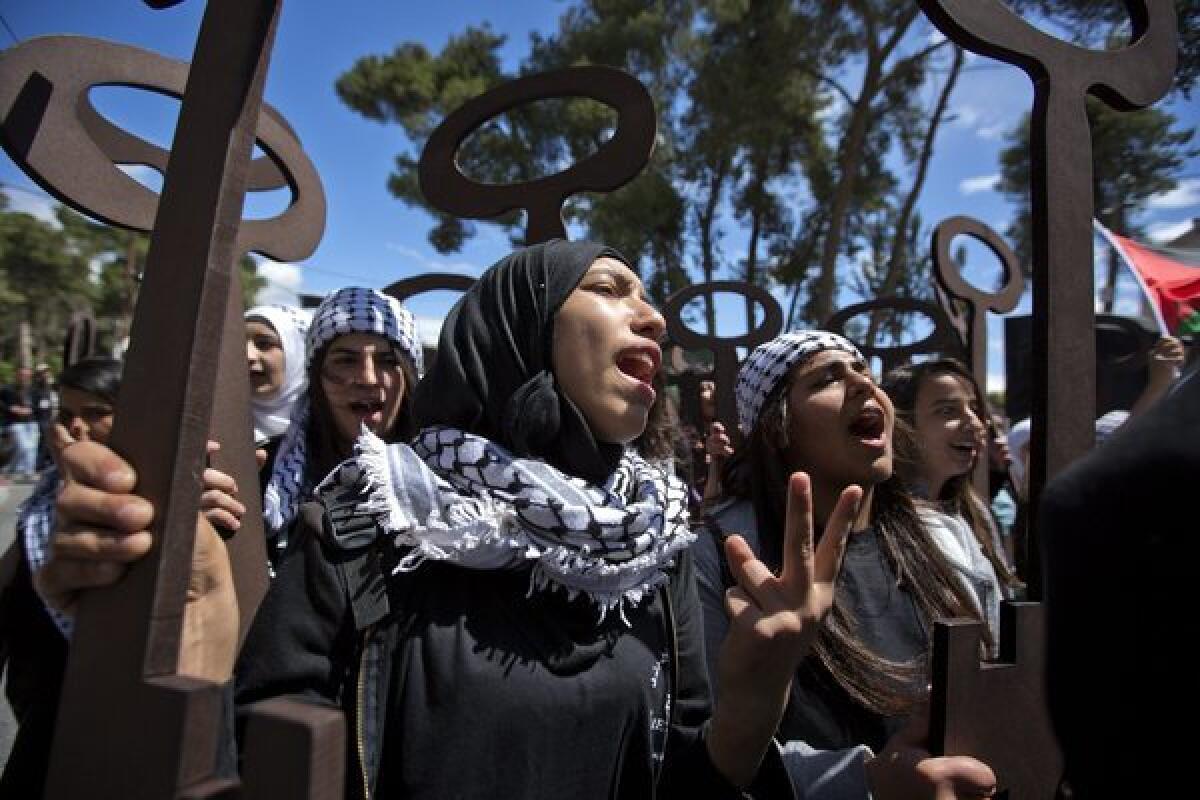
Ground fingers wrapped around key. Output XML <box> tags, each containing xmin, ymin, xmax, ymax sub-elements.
<box><xmin>200</xmin><ymin>440</ymin><xmax>247</xmax><ymax>532</ymax></box>
<box><xmin>36</xmin><ymin>441</ymin><xmax>153</xmax><ymax>615</ymax></box>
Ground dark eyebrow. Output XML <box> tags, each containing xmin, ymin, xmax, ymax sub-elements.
<box><xmin>585</xmin><ymin>264</ymin><xmax>648</xmax><ymax>298</ymax></box>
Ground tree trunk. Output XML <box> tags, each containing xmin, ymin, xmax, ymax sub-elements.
<box><xmin>866</xmin><ymin>45</ymin><xmax>965</xmax><ymax>345</ymax></box>
<box><xmin>698</xmin><ymin>158</ymin><xmax>729</xmax><ymax>337</ymax></box>
<box><xmin>811</xmin><ymin>6</ymin><xmax>920</xmax><ymax>325</ymax></box>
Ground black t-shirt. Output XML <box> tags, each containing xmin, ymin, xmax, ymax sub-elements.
<box><xmin>1</xmin><ymin>385</ymin><xmax>34</xmax><ymax>427</ymax></box>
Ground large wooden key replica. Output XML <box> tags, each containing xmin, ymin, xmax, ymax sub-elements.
<box><xmin>931</xmin><ymin>216</ymin><xmax>1024</xmax><ymax>498</ymax></box>
<box><xmin>662</xmin><ymin>281</ymin><xmax>784</xmax><ymax>443</ymax></box>
<box><xmin>823</xmin><ymin>296</ymin><xmax>964</xmax><ymax>375</ymax></box>
<box><xmin>419</xmin><ymin>65</ymin><xmax>656</xmax><ymax>246</ymax></box>
<box><xmin>415</xmin><ymin>65</ymin><xmax>785</xmax><ymax>439</ymax></box>
<box><xmin>0</xmin><ymin>1</ymin><xmax>342</xmax><ymax>796</ymax></box>
<box><xmin>917</xmin><ymin>0</ymin><xmax>1176</xmax><ymax>512</ymax></box>
<box><xmin>915</xmin><ymin>1</ymin><xmax>1177</xmax><ymax>797</ymax></box>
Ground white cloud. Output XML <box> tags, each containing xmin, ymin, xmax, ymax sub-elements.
<box><xmin>959</xmin><ymin>174</ymin><xmax>1001</xmax><ymax>195</ymax></box>
<box><xmin>977</xmin><ymin>122</ymin><xmax>1008</xmax><ymax>140</ymax></box>
<box><xmin>927</xmin><ymin>29</ymin><xmax>947</xmax><ymax>46</ymax></box>
<box><xmin>1147</xmin><ymin>219</ymin><xmax>1196</xmax><ymax>244</ymax></box>
<box><xmin>1147</xmin><ymin>179</ymin><xmax>1200</xmax><ymax>210</ymax></box>
<box><xmin>1</xmin><ymin>188</ymin><xmax>60</xmax><ymax>226</ymax></box>
<box><xmin>385</xmin><ymin>242</ymin><xmax>479</xmax><ymax>275</ymax></box>
<box><xmin>253</xmin><ymin>257</ymin><xmax>304</xmax><ymax>306</ymax></box>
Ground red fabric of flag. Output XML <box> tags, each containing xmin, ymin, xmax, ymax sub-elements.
<box><xmin>1110</xmin><ymin>232</ymin><xmax>1200</xmax><ymax>335</ymax></box>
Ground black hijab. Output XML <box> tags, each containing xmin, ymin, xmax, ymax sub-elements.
<box><xmin>412</xmin><ymin>239</ymin><xmax>630</xmax><ymax>484</ymax></box>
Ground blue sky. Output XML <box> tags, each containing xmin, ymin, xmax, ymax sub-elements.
<box><xmin>2</xmin><ymin>1</ymin><xmax>1198</xmax><ymax>391</ymax></box>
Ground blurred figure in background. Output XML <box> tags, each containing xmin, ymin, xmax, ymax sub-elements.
<box><xmin>1</xmin><ymin>366</ymin><xmax>38</xmax><ymax>481</ymax></box>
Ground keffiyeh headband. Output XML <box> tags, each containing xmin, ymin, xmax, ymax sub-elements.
<box><xmin>735</xmin><ymin>331</ymin><xmax>863</xmax><ymax>434</ymax></box>
<box><xmin>263</xmin><ymin>287</ymin><xmax>423</xmax><ymax>539</ymax></box>
<box><xmin>317</xmin><ymin>427</ymin><xmax>695</xmax><ymax>619</ymax></box>
<box><xmin>305</xmin><ymin>286</ymin><xmax>424</xmax><ymax>374</ymax></box>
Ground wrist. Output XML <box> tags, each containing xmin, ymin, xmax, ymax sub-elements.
<box><xmin>706</xmin><ymin>698</ymin><xmax>782</xmax><ymax>789</ymax></box>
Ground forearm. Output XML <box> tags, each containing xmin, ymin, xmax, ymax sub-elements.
<box><xmin>179</xmin><ymin>582</ymin><xmax>239</xmax><ymax>682</ymax></box>
<box><xmin>706</xmin><ymin>687</ymin><xmax>790</xmax><ymax>788</ymax></box>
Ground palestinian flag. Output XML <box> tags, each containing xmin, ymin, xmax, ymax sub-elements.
<box><xmin>1095</xmin><ymin>220</ymin><xmax>1200</xmax><ymax>335</ymax></box>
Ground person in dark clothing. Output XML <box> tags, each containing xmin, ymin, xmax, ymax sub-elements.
<box><xmin>0</xmin><ymin>356</ymin><xmax>286</xmax><ymax>798</ymax></box>
<box><xmin>253</xmin><ymin>288</ymin><xmax>422</xmax><ymax>559</ymax></box>
<box><xmin>1</xmin><ymin>366</ymin><xmax>39</xmax><ymax>480</ymax></box>
<box><xmin>1039</xmin><ymin>361</ymin><xmax>1199</xmax><ymax>800</ymax></box>
<box><xmin>1</xmin><ymin>358</ymin><xmax>121</xmax><ymax>796</ymax></box>
<box><xmin>37</xmin><ymin>241</ymin><xmax>855</xmax><ymax>798</ymax></box>
<box><xmin>696</xmin><ymin>331</ymin><xmax>997</xmax><ymax>799</ymax></box>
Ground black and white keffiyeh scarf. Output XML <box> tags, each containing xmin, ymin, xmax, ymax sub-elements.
<box><xmin>735</xmin><ymin>330</ymin><xmax>864</xmax><ymax>434</ymax></box>
<box><xmin>318</xmin><ymin>426</ymin><xmax>695</xmax><ymax>619</ymax></box>
<box><xmin>263</xmin><ymin>286</ymin><xmax>422</xmax><ymax>541</ymax></box>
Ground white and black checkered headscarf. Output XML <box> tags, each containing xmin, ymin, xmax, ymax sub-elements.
<box><xmin>735</xmin><ymin>331</ymin><xmax>863</xmax><ymax>434</ymax></box>
<box><xmin>263</xmin><ymin>287</ymin><xmax>422</xmax><ymax>539</ymax></box>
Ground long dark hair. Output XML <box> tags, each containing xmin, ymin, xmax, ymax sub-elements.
<box><xmin>306</xmin><ymin>342</ymin><xmax>419</xmax><ymax>481</ymax></box>
<box><xmin>719</xmin><ymin>369</ymin><xmax>980</xmax><ymax>717</ymax></box>
<box><xmin>882</xmin><ymin>358</ymin><xmax>1022</xmax><ymax>594</ymax></box>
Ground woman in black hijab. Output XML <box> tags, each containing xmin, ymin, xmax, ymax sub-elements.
<box><xmin>40</xmin><ymin>240</ymin><xmax>859</xmax><ymax>799</ymax></box>
<box><xmin>414</xmin><ymin>238</ymin><xmax>623</xmax><ymax>482</ymax></box>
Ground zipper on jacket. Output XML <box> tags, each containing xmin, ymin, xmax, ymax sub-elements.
<box><xmin>657</xmin><ymin>585</ymin><xmax>679</xmax><ymax>785</ymax></box>
<box><xmin>356</xmin><ymin>623</ymin><xmax>375</xmax><ymax>800</ymax></box>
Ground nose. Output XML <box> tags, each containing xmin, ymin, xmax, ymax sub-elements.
<box><xmin>845</xmin><ymin>366</ymin><xmax>876</xmax><ymax>398</ymax></box>
<box><xmin>632</xmin><ymin>296</ymin><xmax>666</xmax><ymax>342</ymax></box>
<box><xmin>68</xmin><ymin>416</ymin><xmax>88</xmax><ymax>442</ymax></box>
<box><xmin>353</xmin><ymin>354</ymin><xmax>381</xmax><ymax>386</ymax></box>
<box><xmin>246</xmin><ymin>340</ymin><xmax>259</xmax><ymax>366</ymax></box>
<box><xmin>965</xmin><ymin>409</ymin><xmax>986</xmax><ymax>439</ymax></box>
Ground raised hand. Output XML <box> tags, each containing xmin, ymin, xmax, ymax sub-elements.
<box><xmin>707</xmin><ymin>472</ymin><xmax>862</xmax><ymax>787</ymax></box>
<box><xmin>701</xmin><ymin>421</ymin><xmax>733</xmax><ymax>503</ymax></box>
<box><xmin>35</xmin><ymin>439</ymin><xmax>238</xmax><ymax>680</ymax></box>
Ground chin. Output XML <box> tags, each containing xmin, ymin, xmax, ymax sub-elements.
<box><xmin>594</xmin><ymin>408</ymin><xmax>650</xmax><ymax>445</ymax></box>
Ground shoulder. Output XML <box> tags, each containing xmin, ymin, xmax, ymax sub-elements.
<box><xmin>705</xmin><ymin>498</ymin><xmax>759</xmax><ymax>542</ymax></box>
<box><xmin>691</xmin><ymin>498</ymin><xmax>758</xmax><ymax>588</ymax></box>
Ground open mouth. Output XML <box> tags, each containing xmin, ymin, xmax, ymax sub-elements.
<box><xmin>848</xmin><ymin>406</ymin><xmax>887</xmax><ymax>443</ymax></box>
<box><xmin>348</xmin><ymin>399</ymin><xmax>385</xmax><ymax>416</ymax></box>
<box><xmin>950</xmin><ymin>442</ymin><xmax>978</xmax><ymax>459</ymax></box>
<box><xmin>615</xmin><ymin>347</ymin><xmax>660</xmax><ymax>385</ymax></box>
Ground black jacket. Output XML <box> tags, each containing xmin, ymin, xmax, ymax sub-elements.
<box><xmin>234</xmin><ymin>500</ymin><xmax>793</xmax><ymax>799</ymax></box>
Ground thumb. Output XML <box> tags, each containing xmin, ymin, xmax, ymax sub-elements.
<box><xmin>49</xmin><ymin>423</ymin><xmax>77</xmax><ymax>471</ymax></box>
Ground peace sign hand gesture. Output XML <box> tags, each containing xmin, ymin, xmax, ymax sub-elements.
<box><xmin>706</xmin><ymin>472</ymin><xmax>862</xmax><ymax>788</ymax></box>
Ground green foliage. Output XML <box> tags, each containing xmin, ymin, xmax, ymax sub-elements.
<box><xmin>0</xmin><ymin>203</ymin><xmax>269</xmax><ymax>368</ymax></box>
<box><xmin>0</xmin><ymin>208</ymin><xmax>93</xmax><ymax>367</ymax></box>
<box><xmin>998</xmin><ymin>99</ymin><xmax>1197</xmax><ymax>267</ymax></box>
